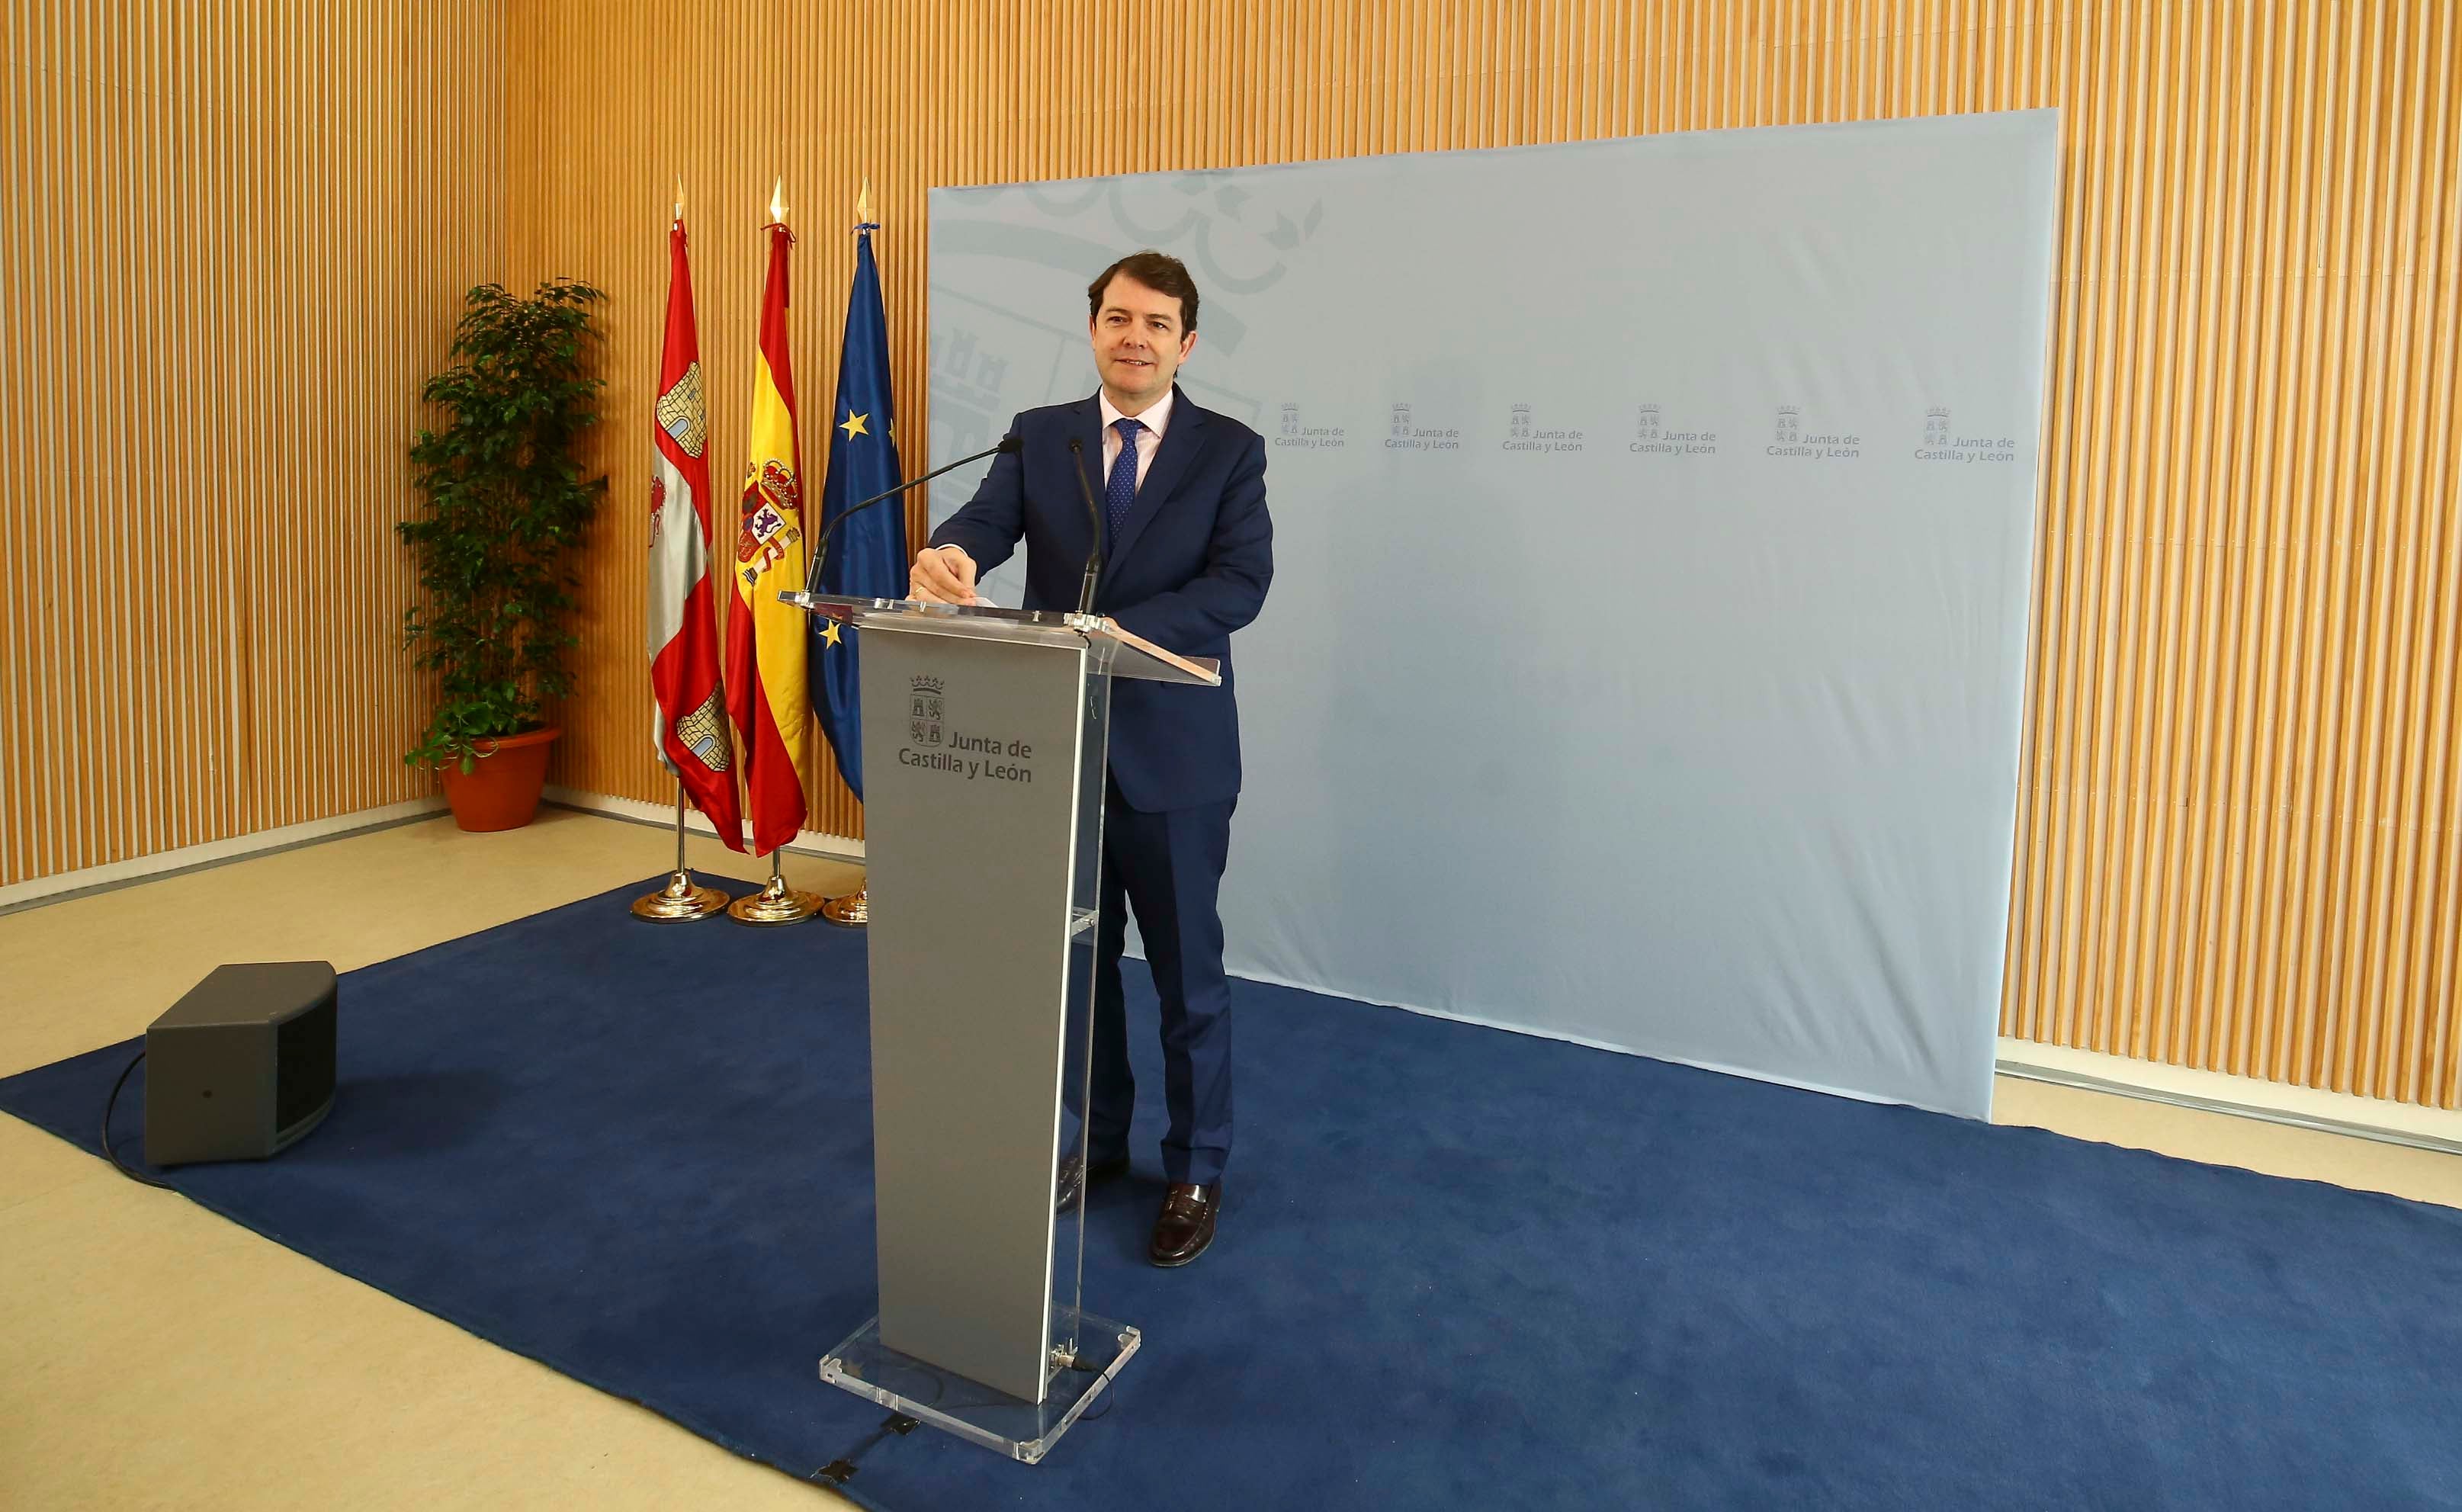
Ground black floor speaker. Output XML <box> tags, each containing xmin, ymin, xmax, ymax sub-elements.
<box><xmin>144</xmin><ymin>961</ymin><xmax>338</xmax><ymax>1167</ymax></box>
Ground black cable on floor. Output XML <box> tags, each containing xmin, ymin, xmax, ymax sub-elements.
<box><xmin>814</xmin><ymin>1413</ymin><xmax>918</xmax><ymax>1486</ymax></box>
<box><xmin>101</xmin><ymin>1050</ymin><xmax>174</xmax><ymax>1189</ymax></box>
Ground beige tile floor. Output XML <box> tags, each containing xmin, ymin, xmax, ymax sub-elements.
<box><xmin>3</xmin><ymin>808</ymin><xmax>2457</xmax><ymax>1508</ymax></box>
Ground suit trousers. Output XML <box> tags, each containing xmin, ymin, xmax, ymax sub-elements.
<box><xmin>1064</xmin><ymin>779</ymin><xmax>1236</xmax><ymax>1188</ymax></box>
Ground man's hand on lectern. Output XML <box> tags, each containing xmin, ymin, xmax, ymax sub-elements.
<box><xmin>910</xmin><ymin>544</ymin><xmax>979</xmax><ymax>605</ymax></box>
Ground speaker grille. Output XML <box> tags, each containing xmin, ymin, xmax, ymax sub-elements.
<box><xmin>274</xmin><ymin>1001</ymin><xmax>335</xmax><ymax>1133</ymax></box>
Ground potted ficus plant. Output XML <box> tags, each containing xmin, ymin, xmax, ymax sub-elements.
<box><xmin>400</xmin><ymin>278</ymin><xmax>608</xmax><ymax>831</ymax></box>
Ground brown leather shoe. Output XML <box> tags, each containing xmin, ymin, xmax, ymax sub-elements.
<box><xmin>1148</xmin><ymin>1182</ymin><xmax>1220</xmax><ymax>1266</ymax></box>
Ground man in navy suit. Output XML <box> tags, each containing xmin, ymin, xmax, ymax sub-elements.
<box><xmin>910</xmin><ymin>251</ymin><xmax>1270</xmax><ymax>1267</ymax></box>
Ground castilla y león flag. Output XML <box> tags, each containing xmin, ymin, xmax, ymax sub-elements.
<box><xmin>724</xmin><ymin>214</ymin><xmax>813</xmax><ymax>855</ymax></box>
<box><xmin>647</xmin><ymin>214</ymin><xmax>744</xmax><ymax>850</ymax></box>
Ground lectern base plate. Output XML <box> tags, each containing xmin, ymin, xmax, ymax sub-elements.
<box><xmin>819</xmin><ymin>1308</ymin><xmax>1140</xmax><ymax>1464</ymax></box>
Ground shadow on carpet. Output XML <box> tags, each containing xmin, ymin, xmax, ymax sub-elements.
<box><xmin>5</xmin><ymin>880</ymin><xmax>2460</xmax><ymax>1510</ymax></box>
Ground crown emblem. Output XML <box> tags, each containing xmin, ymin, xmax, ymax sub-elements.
<box><xmin>910</xmin><ymin>675</ymin><xmax>944</xmax><ymax>696</ymax></box>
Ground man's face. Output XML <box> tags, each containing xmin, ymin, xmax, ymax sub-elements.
<box><xmin>1089</xmin><ymin>274</ymin><xmax>1196</xmax><ymax>408</ymax></box>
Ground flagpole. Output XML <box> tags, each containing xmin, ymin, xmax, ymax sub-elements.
<box><xmin>726</xmin><ymin>175</ymin><xmax>823</xmax><ymax>928</ymax></box>
<box><xmin>820</xmin><ymin>174</ymin><xmax>882</xmax><ymax>932</ymax></box>
<box><xmin>729</xmin><ymin>843</ymin><xmax>821</xmax><ymax>924</ymax></box>
<box><xmin>637</xmin><ymin>175</ymin><xmax>740</xmax><ymax>923</ymax></box>
<box><xmin>631</xmin><ymin>780</ymin><xmax>733</xmax><ymax>920</ymax></box>
<box><xmin>820</xmin><ymin>878</ymin><xmax>868</xmax><ymax>925</ymax></box>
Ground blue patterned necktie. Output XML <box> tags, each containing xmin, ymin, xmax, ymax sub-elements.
<box><xmin>1105</xmin><ymin>416</ymin><xmax>1144</xmax><ymax>541</ymax></box>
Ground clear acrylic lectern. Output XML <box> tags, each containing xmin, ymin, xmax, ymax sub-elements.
<box><xmin>783</xmin><ymin>591</ymin><xmax>1221</xmax><ymax>1464</ymax></box>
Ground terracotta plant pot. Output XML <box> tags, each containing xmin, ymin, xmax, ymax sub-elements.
<box><xmin>436</xmin><ymin>726</ymin><xmax>560</xmax><ymax>833</ymax></box>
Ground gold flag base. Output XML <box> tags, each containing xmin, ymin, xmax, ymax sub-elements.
<box><xmin>631</xmin><ymin>871</ymin><xmax>732</xmax><ymax>922</ymax></box>
<box><xmin>729</xmin><ymin>871</ymin><xmax>822</xmax><ymax>926</ymax></box>
<box><xmin>820</xmin><ymin>886</ymin><xmax>869</xmax><ymax>926</ymax></box>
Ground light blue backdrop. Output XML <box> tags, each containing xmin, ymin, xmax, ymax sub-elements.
<box><xmin>926</xmin><ymin>112</ymin><xmax>2058</xmax><ymax>1119</ymax></box>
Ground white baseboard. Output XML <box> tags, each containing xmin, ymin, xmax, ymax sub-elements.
<box><xmin>542</xmin><ymin>786</ymin><xmax>865</xmax><ymax>863</ymax></box>
<box><xmin>1997</xmin><ymin>1037</ymin><xmax>2462</xmax><ymax>1157</ymax></box>
<box><xmin>0</xmin><ymin>798</ymin><xmax>451</xmax><ymax>913</ymax></box>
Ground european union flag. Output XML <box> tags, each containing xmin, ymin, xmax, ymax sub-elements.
<box><xmin>811</xmin><ymin>222</ymin><xmax>907</xmax><ymax>802</ymax></box>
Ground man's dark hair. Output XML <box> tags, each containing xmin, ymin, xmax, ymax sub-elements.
<box><xmin>1087</xmin><ymin>250</ymin><xmax>1199</xmax><ymax>334</ymax></box>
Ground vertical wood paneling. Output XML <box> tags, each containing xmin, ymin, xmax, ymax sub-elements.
<box><xmin>0</xmin><ymin>0</ymin><xmax>504</xmax><ymax>888</ymax></box>
<box><xmin>6</xmin><ymin>3</ymin><xmax>2454</xmax><ymax>1112</ymax></box>
<box><xmin>504</xmin><ymin>0</ymin><xmax>2460</xmax><ymax>1108</ymax></box>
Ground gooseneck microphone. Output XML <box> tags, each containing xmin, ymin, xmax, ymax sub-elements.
<box><xmin>1067</xmin><ymin>436</ymin><xmax>1106</xmax><ymax>617</ymax></box>
<box><xmin>801</xmin><ymin>433</ymin><xmax>1023</xmax><ymax>597</ymax></box>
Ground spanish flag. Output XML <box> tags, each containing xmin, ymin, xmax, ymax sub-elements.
<box><xmin>724</xmin><ymin>192</ymin><xmax>811</xmax><ymax>854</ymax></box>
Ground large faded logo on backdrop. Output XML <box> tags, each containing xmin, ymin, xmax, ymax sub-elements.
<box><xmin>928</xmin><ymin>176</ymin><xmax>1327</xmax><ymax>459</ymax></box>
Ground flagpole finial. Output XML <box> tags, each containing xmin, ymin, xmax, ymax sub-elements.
<box><xmin>674</xmin><ymin>177</ymin><xmax>685</xmax><ymax>224</ymax></box>
<box><xmin>857</xmin><ymin>178</ymin><xmax>874</xmax><ymax>223</ymax></box>
<box><xmin>770</xmin><ymin>177</ymin><xmax>788</xmax><ymax>224</ymax></box>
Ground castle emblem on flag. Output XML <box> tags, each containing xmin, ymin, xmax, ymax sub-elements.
<box><xmin>656</xmin><ymin>361</ymin><xmax>708</xmax><ymax>457</ymax></box>
<box><xmin>673</xmin><ymin>689</ymin><xmax>732</xmax><ymax>772</ymax></box>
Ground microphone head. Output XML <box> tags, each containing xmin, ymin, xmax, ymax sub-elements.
<box><xmin>1000</xmin><ymin>434</ymin><xmax>1026</xmax><ymax>454</ymax></box>
<box><xmin>1064</xmin><ymin>435</ymin><xmax>1081</xmax><ymax>453</ymax></box>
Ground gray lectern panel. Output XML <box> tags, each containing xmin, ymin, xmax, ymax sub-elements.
<box><xmin>862</xmin><ymin>629</ymin><xmax>1090</xmax><ymax>1404</ymax></box>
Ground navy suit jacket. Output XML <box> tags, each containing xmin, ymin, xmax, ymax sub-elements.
<box><xmin>929</xmin><ymin>387</ymin><xmax>1273</xmax><ymax>813</ymax></box>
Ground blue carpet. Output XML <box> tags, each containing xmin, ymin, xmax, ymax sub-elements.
<box><xmin>5</xmin><ymin>880</ymin><xmax>2461</xmax><ymax>1509</ymax></box>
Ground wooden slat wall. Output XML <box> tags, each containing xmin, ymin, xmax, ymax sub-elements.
<box><xmin>508</xmin><ymin>2</ymin><xmax>2462</xmax><ymax>1106</ymax></box>
<box><xmin>0</xmin><ymin>0</ymin><xmax>505</xmax><ymax>888</ymax></box>
<box><xmin>10</xmin><ymin>3</ymin><xmax>2454</xmax><ymax>1110</ymax></box>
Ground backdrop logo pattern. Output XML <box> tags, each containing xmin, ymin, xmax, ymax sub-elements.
<box><xmin>1916</xmin><ymin>403</ymin><xmax>2017</xmax><ymax>464</ymax></box>
<box><xmin>1385</xmin><ymin>402</ymin><xmax>1459</xmax><ymax>452</ymax></box>
<box><xmin>1767</xmin><ymin>406</ymin><xmax>1860</xmax><ymax>461</ymax></box>
<box><xmin>1504</xmin><ymin>403</ymin><xmax>1584</xmax><ymax>454</ymax></box>
<box><xmin>1275</xmin><ymin>402</ymin><xmax>1347</xmax><ymax>451</ymax></box>
<box><xmin>1631</xmin><ymin>405</ymin><xmax>1716</xmax><ymax>456</ymax></box>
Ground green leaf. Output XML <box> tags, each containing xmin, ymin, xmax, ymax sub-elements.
<box><xmin>400</xmin><ymin>278</ymin><xmax>607</xmax><ymax>769</ymax></box>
